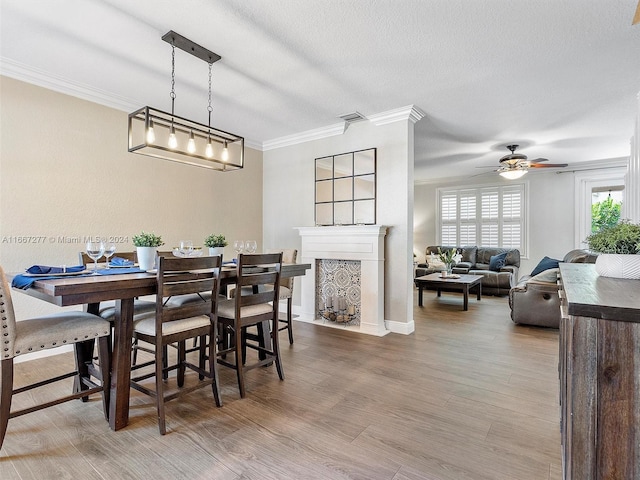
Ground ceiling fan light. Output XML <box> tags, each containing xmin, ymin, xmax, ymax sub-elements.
<box><xmin>500</xmin><ymin>169</ymin><xmax>528</xmax><ymax>180</ymax></box>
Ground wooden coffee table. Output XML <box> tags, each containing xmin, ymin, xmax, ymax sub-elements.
<box><xmin>415</xmin><ymin>273</ymin><xmax>482</xmax><ymax>310</ymax></box>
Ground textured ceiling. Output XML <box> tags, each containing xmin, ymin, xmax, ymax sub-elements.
<box><xmin>1</xmin><ymin>0</ymin><xmax>639</xmax><ymax>181</ymax></box>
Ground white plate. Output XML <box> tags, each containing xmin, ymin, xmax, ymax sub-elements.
<box><xmin>172</xmin><ymin>248</ymin><xmax>204</xmax><ymax>258</ymax></box>
<box><xmin>24</xmin><ymin>270</ymin><xmax>90</xmax><ymax>277</ymax></box>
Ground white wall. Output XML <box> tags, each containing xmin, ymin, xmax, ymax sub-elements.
<box><xmin>263</xmin><ymin>119</ymin><xmax>415</xmax><ymax>332</ymax></box>
<box><xmin>0</xmin><ymin>76</ymin><xmax>263</xmax><ymax>343</ymax></box>
<box><xmin>414</xmin><ymin>171</ymin><xmax>587</xmax><ymax>276</ymax></box>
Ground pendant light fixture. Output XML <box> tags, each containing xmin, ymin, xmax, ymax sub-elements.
<box><xmin>128</xmin><ymin>31</ymin><xmax>244</xmax><ymax>171</ymax></box>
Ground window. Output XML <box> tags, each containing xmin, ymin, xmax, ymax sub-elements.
<box><xmin>437</xmin><ymin>183</ymin><xmax>526</xmax><ymax>255</ymax></box>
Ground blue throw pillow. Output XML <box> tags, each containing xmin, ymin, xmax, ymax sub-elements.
<box><xmin>531</xmin><ymin>256</ymin><xmax>560</xmax><ymax>276</ymax></box>
<box><xmin>489</xmin><ymin>252</ymin><xmax>508</xmax><ymax>271</ymax></box>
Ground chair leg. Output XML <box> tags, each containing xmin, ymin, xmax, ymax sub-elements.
<box><xmin>177</xmin><ymin>341</ymin><xmax>186</xmax><ymax>388</ymax></box>
<box><xmin>198</xmin><ymin>335</ymin><xmax>206</xmax><ymax>381</ymax></box>
<box><xmin>162</xmin><ymin>345</ymin><xmax>169</xmax><ymax>380</ymax></box>
<box><xmin>0</xmin><ymin>358</ymin><xmax>14</xmax><ymax>450</ymax></box>
<box><xmin>97</xmin><ymin>336</ymin><xmax>111</xmax><ymax>421</ymax></box>
<box><xmin>287</xmin><ymin>298</ymin><xmax>294</xmax><ymax>344</ymax></box>
<box><xmin>74</xmin><ymin>339</ymin><xmax>94</xmax><ymax>401</ymax></box>
<box><xmin>155</xmin><ymin>343</ymin><xmax>167</xmax><ymax>435</ymax></box>
<box><xmin>209</xmin><ymin>326</ymin><xmax>222</xmax><ymax>407</ymax></box>
<box><xmin>272</xmin><ymin>318</ymin><xmax>285</xmax><ymax>381</ymax></box>
<box><xmin>235</xmin><ymin>323</ymin><xmax>246</xmax><ymax>398</ymax></box>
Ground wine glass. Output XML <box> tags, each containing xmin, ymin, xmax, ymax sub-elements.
<box><xmin>245</xmin><ymin>240</ymin><xmax>257</xmax><ymax>254</ymax></box>
<box><xmin>233</xmin><ymin>240</ymin><xmax>244</xmax><ymax>259</ymax></box>
<box><xmin>179</xmin><ymin>240</ymin><xmax>194</xmax><ymax>257</ymax></box>
<box><xmin>86</xmin><ymin>240</ymin><xmax>105</xmax><ymax>275</ymax></box>
<box><xmin>103</xmin><ymin>242</ymin><xmax>116</xmax><ymax>269</ymax></box>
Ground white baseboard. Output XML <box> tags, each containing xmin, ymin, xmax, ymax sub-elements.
<box><xmin>385</xmin><ymin>319</ymin><xmax>415</xmax><ymax>335</ymax></box>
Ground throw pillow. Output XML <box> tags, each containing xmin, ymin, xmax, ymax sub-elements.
<box><xmin>489</xmin><ymin>252</ymin><xmax>508</xmax><ymax>271</ymax></box>
<box><xmin>531</xmin><ymin>256</ymin><xmax>560</xmax><ymax>276</ymax></box>
<box><xmin>529</xmin><ymin>268</ymin><xmax>560</xmax><ymax>283</ymax></box>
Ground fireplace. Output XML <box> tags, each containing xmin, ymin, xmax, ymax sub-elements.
<box><xmin>296</xmin><ymin>225</ymin><xmax>388</xmax><ymax>336</ymax></box>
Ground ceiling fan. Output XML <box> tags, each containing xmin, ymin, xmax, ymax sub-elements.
<box><xmin>495</xmin><ymin>144</ymin><xmax>568</xmax><ymax>179</ymax></box>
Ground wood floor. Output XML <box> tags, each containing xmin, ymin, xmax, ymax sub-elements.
<box><xmin>1</xmin><ymin>291</ymin><xmax>562</xmax><ymax>479</ymax></box>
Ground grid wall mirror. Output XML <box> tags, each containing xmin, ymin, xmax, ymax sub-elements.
<box><xmin>315</xmin><ymin>148</ymin><xmax>376</xmax><ymax>226</ymax></box>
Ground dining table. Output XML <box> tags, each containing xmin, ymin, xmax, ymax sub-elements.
<box><xmin>14</xmin><ymin>262</ymin><xmax>310</xmax><ymax>431</ymax></box>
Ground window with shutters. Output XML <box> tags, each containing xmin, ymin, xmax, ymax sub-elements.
<box><xmin>437</xmin><ymin>183</ymin><xmax>526</xmax><ymax>255</ymax></box>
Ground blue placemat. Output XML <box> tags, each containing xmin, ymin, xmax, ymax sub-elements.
<box><xmin>11</xmin><ymin>266</ymin><xmax>145</xmax><ymax>290</ymax></box>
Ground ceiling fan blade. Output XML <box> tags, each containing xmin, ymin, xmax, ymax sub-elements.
<box><xmin>529</xmin><ymin>163</ymin><xmax>568</xmax><ymax>168</ymax></box>
<box><xmin>528</xmin><ymin>157</ymin><xmax>548</xmax><ymax>163</ymax></box>
<box><xmin>634</xmin><ymin>0</ymin><xmax>640</xmax><ymax>25</ymax></box>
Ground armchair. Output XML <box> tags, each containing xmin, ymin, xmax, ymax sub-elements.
<box><xmin>509</xmin><ymin>249</ymin><xmax>597</xmax><ymax>328</ymax></box>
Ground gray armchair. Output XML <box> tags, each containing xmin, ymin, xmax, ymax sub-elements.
<box><xmin>509</xmin><ymin>249</ymin><xmax>597</xmax><ymax>328</ymax></box>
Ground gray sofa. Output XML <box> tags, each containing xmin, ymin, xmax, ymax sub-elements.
<box><xmin>509</xmin><ymin>249</ymin><xmax>598</xmax><ymax>328</ymax></box>
<box><xmin>415</xmin><ymin>245</ymin><xmax>520</xmax><ymax>296</ymax></box>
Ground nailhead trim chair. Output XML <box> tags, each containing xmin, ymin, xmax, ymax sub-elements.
<box><xmin>0</xmin><ymin>266</ymin><xmax>112</xmax><ymax>451</ymax></box>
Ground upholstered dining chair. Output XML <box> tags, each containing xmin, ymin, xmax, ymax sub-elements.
<box><xmin>0</xmin><ymin>266</ymin><xmax>111</xmax><ymax>450</ymax></box>
<box><xmin>128</xmin><ymin>255</ymin><xmax>222</xmax><ymax>435</ymax></box>
<box><xmin>273</xmin><ymin>249</ymin><xmax>297</xmax><ymax>344</ymax></box>
<box><xmin>217</xmin><ymin>253</ymin><xmax>284</xmax><ymax>398</ymax></box>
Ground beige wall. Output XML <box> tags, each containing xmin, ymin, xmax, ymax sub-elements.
<box><xmin>0</xmin><ymin>76</ymin><xmax>263</xmax><ymax>319</ymax></box>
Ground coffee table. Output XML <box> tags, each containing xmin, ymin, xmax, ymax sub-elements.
<box><xmin>415</xmin><ymin>273</ymin><xmax>482</xmax><ymax>310</ymax></box>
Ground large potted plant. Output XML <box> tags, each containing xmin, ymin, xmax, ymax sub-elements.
<box><xmin>204</xmin><ymin>234</ymin><xmax>228</xmax><ymax>258</ymax></box>
<box><xmin>586</xmin><ymin>220</ymin><xmax>640</xmax><ymax>279</ymax></box>
<box><xmin>132</xmin><ymin>231</ymin><xmax>164</xmax><ymax>271</ymax></box>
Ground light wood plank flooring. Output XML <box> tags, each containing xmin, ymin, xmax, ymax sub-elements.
<box><xmin>1</xmin><ymin>291</ymin><xmax>561</xmax><ymax>479</ymax></box>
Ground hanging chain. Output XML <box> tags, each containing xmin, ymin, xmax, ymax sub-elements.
<box><xmin>207</xmin><ymin>62</ymin><xmax>213</xmax><ymax>127</ymax></box>
<box><xmin>170</xmin><ymin>42</ymin><xmax>176</xmax><ymax>116</ymax></box>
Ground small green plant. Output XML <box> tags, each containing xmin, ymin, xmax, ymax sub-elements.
<box><xmin>586</xmin><ymin>220</ymin><xmax>640</xmax><ymax>254</ymax></box>
<box><xmin>204</xmin><ymin>234</ymin><xmax>228</xmax><ymax>248</ymax></box>
<box><xmin>132</xmin><ymin>231</ymin><xmax>164</xmax><ymax>247</ymax></box>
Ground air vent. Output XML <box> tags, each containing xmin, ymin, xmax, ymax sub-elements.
<box><xmin>338</xmin><ymin>111</ymin><xmax>367</xmax><ymax>123</ymax></box>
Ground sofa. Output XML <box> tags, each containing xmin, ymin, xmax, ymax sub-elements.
<box><xmin>415</xmin><ymin>245</ymin><xmax>520</xmax><ymax>296</ymax></box>
<box><xmin>509</xmin><ymin>249</ymin><xmax>598</xmax><ymax>328</ymax></box>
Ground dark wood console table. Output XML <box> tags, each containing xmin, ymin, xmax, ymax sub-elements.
<box><xmin>558</xmin><ymin>263</ymin><xmax>640</xmax><ymax>480</ymax></box>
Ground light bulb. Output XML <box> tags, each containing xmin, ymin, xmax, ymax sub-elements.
<box><xmin>205</xmin><ymin>138</ymin><xmax>213</xmax><ymax>158</ymax></box>
<box><xmin>187</xmin><ymin>131</ymin><xmax>196</xmax><ymax>154</ymax></box>
<box><xmin>146</xmin><ymin>119</ymin><xmax>155</xmax><ymax>143</ymax></box>
<box><xmin>168</xmin><ymin>124</ymin><xmax>178</xmax><ymax>149</ymax></box>
<box><xmin>221</xmin><ymin>142</ymin><xmax>229</xmax><ymax>161</ymax></box>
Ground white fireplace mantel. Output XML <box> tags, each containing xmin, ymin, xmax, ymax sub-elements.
<box><xmin>295</xmin><ymin>225</ymin><xmax>389</xmax><ymax>336</ymax></box>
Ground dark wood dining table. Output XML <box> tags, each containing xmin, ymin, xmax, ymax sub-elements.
<box><xmin>15</xmin><ymin>263</ymin><xmax>310</xmax><ymax>431</ymax></box>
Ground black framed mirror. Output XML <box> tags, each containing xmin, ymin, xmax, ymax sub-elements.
<box><xmin>315</xmin><ymin>148</ymin><xmax>376</xmax><ymax>225</ymax></box>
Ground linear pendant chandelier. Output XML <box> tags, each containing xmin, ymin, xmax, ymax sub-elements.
<box><xmin>128</xmin><ymin>31</ymin><xmax>244</xmax><ymax>171</ymax></box>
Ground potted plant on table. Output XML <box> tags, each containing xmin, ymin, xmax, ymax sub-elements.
<box><xmin>437</xmin><ymin>247</ymin><xmax>462</xmax><ymax>277</ymax></box>
<box><xmin>204</xmin><ymin>234</ymin><xmax>228</xmax><ymax>258</ymax></box>
<box><xmin>132</xmin><ymin>231</ymin><xmax>164</xmax><ymax>271</ymax></box>
<box><xmin>586</xmin><ymin>220</ymin><xmax>640</xmax><ymax>279</ymax></box>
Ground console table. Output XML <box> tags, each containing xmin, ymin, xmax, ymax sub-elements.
<box><xmin>558</xmin><ymin>263</ymin><xmax>640</xmax><ymax>479</ymax></box>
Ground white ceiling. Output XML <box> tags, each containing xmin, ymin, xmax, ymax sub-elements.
<box><xmin>1</xmin><ymin>0</ymin><xmax>639</xmax><ymax>181</ymax></box>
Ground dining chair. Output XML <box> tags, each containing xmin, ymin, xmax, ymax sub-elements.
<box><xmin>128</xmin><ymin>255</ymin><xmax>222</xmax><ymax>435</ymax></box>
<box><xmin>273</xmin><ymin>249</ymin><xmax>297</xmax><ymax>344</ymax></box>
<box><xmin>0</xmin><ymin>266</ymin><xmax>111</xmax><ymax>450</ymax></box>
<box><xmin>217</xmin><ymin>253</ymin><xmax>284</xmax><ymax>398</ymax></box>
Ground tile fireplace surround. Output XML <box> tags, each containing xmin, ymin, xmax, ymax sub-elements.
<box><xmin>296</xmin><ymin>225</ymin><xmax>388</xmax><ymax>336</ymax></box>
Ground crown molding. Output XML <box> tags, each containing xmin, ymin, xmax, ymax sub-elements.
<box><xmin>262</xmin><ymin>122</ymin><xmax>347</xmax><ymax>151</ymax></box>
<box><xmin>1</xmin><ymin>58</ymin><xmax>264</xmax><ymax>150</ymax></box>
<box><xmin>0</xmin><ymin>57</ymin><xmax>140</xmax><ymax>112</ymax></box>
<box><xmin>368</xmin><ymin>105</ymin><xmax>426</xmax><ymax>126</ymax></box>
<box><xmin>262</xmin><ymin>104</ymin><xmax>425</xmax><ymax>150</ymax></box>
